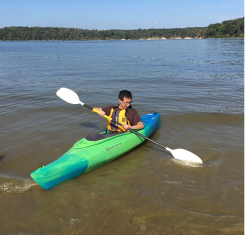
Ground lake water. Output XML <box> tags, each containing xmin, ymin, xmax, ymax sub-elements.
<box><xmin>0</xmin><ymin>39</ymin><xmax>244</xmax><ymax>234</ymax></box>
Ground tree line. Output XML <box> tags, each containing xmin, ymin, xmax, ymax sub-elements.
<box><xmin>0</xmin><ymin>17</ymin><xmax>243</xmax><ymax>41</ymax></box>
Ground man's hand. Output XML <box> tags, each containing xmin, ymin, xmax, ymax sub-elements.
<box><xmin>93</xmin><ymin>107</ymin><xmax>105</xmax><ymax>117</ymax></box>
<box><xmin>99</xmin><ymin>110</ymin><xmax>105</xmax><ymax>117</ymax></box>
<box><xmin>122</xmin><ymin>124</ymin><xmax>129</xmax><ymax>130</ymax></box>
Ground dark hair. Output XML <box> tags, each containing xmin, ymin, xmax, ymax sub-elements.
<box><xmin>118</xmin><ymin>90</ymin><xmax>132</xmax><ymax>101</ymax></box>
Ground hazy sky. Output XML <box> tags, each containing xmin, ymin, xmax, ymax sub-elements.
<box><xmin>1</xmin><ymin>0</ymin><xmax>244</xmax><ymax>30</ymax></box>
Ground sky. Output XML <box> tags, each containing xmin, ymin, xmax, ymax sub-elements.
<box><xmin>0</xmin><ymin>0</ymin><xmax>244</xmax><ymax>30</ymax></box>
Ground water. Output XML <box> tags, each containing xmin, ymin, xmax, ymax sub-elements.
<box><xmin>0</xmin><ymin>39</ymin><xmax>243</xmax><ymax>234</ymax></box>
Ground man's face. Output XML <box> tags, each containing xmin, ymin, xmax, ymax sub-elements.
<box><xmin>119</xmin><ymin>97</ymin><xmax>132</xmax><ymax>109</ymax></box>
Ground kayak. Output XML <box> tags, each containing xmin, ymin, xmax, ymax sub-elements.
<box><xmin>31</xmin><ymin>112</ymin><xmax>161</xmax><ymax>189</ymax></box>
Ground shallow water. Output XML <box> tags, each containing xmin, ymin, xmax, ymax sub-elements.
<box><xmin>0</xmin><ymin>39</ymin><xmax>244</xmax><ymax>234</ymax></box>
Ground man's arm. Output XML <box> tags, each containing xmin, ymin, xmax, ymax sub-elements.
<box><xmin>122</xmin><ymin>121</ymin><xmax>144</xmax><ymax>130</ymax></box>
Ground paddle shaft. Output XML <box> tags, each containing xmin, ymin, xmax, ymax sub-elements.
<box><xmin>82</xmin><ymin>102</ymin><xmax>167</xmax><ymax>150</ymax></box>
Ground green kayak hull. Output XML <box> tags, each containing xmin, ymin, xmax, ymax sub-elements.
<box><xmin>31</xmin><ymin>112</ymin><xmax>161</xmax><ymax>189</ymax></box>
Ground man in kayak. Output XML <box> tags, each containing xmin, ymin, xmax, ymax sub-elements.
<box><xmin>86</xmin><ymin>90</ymin><xmax>144</xmax><ymax>141</ymax></box>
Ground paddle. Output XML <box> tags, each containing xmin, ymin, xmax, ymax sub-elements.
<box><xmin>56</xmin><ymin>87</ymin><xmax>203</xmax><ymax>164</ymax></box>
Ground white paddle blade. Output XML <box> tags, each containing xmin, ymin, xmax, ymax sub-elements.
<box><xmin>166</xmin><ymin>148</ymin><xmax>203</xmax><ymax>164</ymax></box>
<box><xmin>56</xmin><ymin>88</ymin><xmax>84</xmax><ymax>105</ymax></box>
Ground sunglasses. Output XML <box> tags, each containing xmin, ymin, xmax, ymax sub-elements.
<box><xmin>122</xmin><ymin>100</ymin><xmax>132</xmax><ymax>106</ymax></box>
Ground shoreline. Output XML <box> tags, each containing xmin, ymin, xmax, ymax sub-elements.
<box><xmin>0</xmin><ymin>37</ymin><xmax>243</xmax><ymax>42</ymax></box>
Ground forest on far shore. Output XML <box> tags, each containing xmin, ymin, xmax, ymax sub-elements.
<box><xmin>0</xmin><ymin>17</ymin><xmax>243</xmax><ymax>41</ymax></box>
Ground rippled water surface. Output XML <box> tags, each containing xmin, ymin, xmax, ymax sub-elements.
<box><xmin>0</xmin><ymin>39</ymin><xmax>244</xmax><ymax>234</ymax></box>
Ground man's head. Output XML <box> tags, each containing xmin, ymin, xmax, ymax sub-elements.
<box><xmin>118</xmin><ymin>90</ymin><xmax>132</xmax><ymax>109</ymax></box>
<box><xmin>118</xmin><ymin>90</ymin><xmax>132</xmax><ymax>100</ymax></box>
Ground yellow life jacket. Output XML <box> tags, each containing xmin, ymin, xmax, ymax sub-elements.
<box><xmin>107</xmin><ymin>106</ymin><xmax>131</xmax><ymax>132</ymax></box>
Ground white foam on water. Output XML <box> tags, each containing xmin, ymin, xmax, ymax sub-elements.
<box><xmin>0</xmin><ymin>175</ymin><xmax>37</xmax><ymax>194</ymax></box>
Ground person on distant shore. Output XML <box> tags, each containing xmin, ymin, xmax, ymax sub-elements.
<box><xmin>86</xmin><ymin>90</ymin><xmax>144</xmax><ymax>141</ymax></box>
